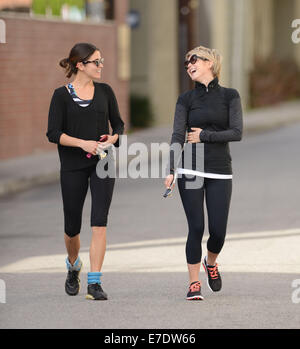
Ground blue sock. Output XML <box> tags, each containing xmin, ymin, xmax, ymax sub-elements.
<box><xmin>88</xmin><ymin>272</ymin><xmax>102</xmax><ymax>285</ymax></box>
<box><xmin>66</xmin><ymin>256</ymin><xmax>82</xmax><ymax>271</ymax></box>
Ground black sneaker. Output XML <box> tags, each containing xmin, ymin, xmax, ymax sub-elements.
<box><xmin>186</xmin><ymin>281</ymin><xmax>204</xmax><ymax>301</ymax></box>
<box><xmin>202</xmin><ymin>256</ymin><xmax>222</xmax><ymax>292</ymax></box>
<box><xmin>65</xmin><ymin>268</ymin><xmax>81</xmax><ymax>296</ymax></box>
<box><xmin>86</xmin><ymin>283</ymin><xmax>108</xmax><ymax>300</ymax></box>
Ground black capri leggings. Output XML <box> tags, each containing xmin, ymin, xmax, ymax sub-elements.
<box><xmin>60</xmin><ymin>164</ymin><xmax>115</xmax><ymax>237</ymax></box>
<box><xmin>178</xmin><ymin>175</ymin><xmax>232</xmax><ymax>264</ymax></box>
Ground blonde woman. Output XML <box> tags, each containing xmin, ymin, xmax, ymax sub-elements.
<box><xmin>165</xmin><ymin>46</ymin><xmax>243</xmax><ymax>300</ymax></box>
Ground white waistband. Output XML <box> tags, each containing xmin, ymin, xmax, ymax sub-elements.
<box><xmin>177</xmin><ymin>168</ymin><xmax>233</xmax><ymax>179</ymax></box>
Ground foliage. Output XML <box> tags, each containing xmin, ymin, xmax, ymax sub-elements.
<box><xmin>130</xmin><ymin>95</ymin><xmax>153</xmax><ymax>129</ymax></box>
<box><xmin>32</xmin><ymin>0</ymin><xmax>84</xmax><ymax>16</ymax></box>
<box><xmin>249</xmin><ymin>57</ymin><xmax>300</xmax><ymax>108</ymax></box>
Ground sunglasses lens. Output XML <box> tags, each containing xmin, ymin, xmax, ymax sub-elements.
<box><xmin>95</xmin><ymin>58</ymin><xmax>104</xmax><ymax>67</ymax></box>
<box><xmin>184</xmin><ymin>55</ymin><xmax>198</xmax><ymax>69</ymax></box>
<box><xmin>190</xmin><ymin>55</ymin><xmax>198</xmax><ymax>64</ymax></box>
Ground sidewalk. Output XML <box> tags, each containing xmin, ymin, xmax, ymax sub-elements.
<box><xmin>0</xmin><ymin>100</ymin><xmax>299</xmax><ymax>197</ymax></box>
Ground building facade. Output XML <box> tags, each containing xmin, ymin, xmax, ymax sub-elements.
<box><xmin>130</xmin><ymin>0</ymin><xmax>300</xmax><ymax>125</ymax></box>
<box><xmin>0</xmin><ymin>0</ymin><xmax>130</xmax><ymax>160</ymax></box>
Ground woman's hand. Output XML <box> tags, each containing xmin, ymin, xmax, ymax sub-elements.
<box><xmin>80</xmin><ymin>140</ymin><xmax>100</xmax><ymax>155</ymax></box>
<box><xmin>187</xmin><ymin>128</ymin><xmax>202</xmax><ymax>143</ymax></box>
<box><xmin>97</xmin><ymin>134</ymin><xmax>118</xmax><ymax>150</ymax></box>
<box><xmin>164</xmin><ymin>174</ymin><xmax>174</xmax><ymax>189</ymax></box>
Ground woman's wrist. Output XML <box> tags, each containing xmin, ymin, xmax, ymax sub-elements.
<box><xmin>59</xmin><ymin>134</ymin><xmax>85</xmax><ymax>149</ymax></box>
<box><xmin>78</xmin><ymin>139</ymin><xmax>85</xmax><ymax>149</ymax></box>
<box><xmin>112</xmin><ymin>134</ymin><xmax>119</xmax><ymax>144</ymax></box>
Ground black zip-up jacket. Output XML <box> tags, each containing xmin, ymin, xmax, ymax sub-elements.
<box><xmin>46</xmin><ymin>82</ymin><xmax>124</xmax><ymax>171</ymax></box>
<box><xmin>168</xmin><ymin>77</ymin><xmax>243</xmax><ymax>175</ymax></box>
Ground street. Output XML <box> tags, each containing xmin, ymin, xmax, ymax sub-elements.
<box><xmin>0</xmin><ymin>122</ymin><xmax>300</xmax><ymax>329</ymax></box>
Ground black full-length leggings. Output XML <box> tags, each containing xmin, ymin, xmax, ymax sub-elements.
<box><xmin>178</xmin><ymin>175</ymin><xmax>232</xmax><ymax>264</ymax></box>
<box><xmin>60</xmin><ymin>164</ymin><xmax>115</xmax><ymax>237</ymax></box>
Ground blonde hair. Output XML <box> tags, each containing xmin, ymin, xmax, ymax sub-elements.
<box><xmin>186</xmin><ymin>46</ymin><xmax>222</xmax><ymax>79</ymax></box>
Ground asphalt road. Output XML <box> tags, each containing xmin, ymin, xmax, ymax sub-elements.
<box><xmin>0</xmin><ymin>123</ymin><xmax>300</xmax><ymax>329</ymax></box>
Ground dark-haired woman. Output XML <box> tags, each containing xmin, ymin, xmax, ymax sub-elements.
<box><xmin>165</xmin><ymin>45</ymin><xmax>243</xmax><ymax>300</ymax></box>
<box><xmin>46</xmin><ymin>43</ymin><xmax>124</xmax><ymax>300</ymax></box>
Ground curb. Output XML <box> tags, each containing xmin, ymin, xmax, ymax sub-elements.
<box><xmin>0</xmin><ymin>172</ymin><xmax>60</xmax><ymax>198</ymax></box>
<box><xmin>243</xmin><ymin>100</ymin><xmax>300</xmax><ymax>135</ymax></box>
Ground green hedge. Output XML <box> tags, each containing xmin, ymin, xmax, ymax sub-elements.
<box><xmin>32</xmin><ymin>0</ymin><xmax>84</xmax><ymax>16</ymax></box>
<box><xmin>130</xmin><ymin>95</ymin><xmax>153</xmax><ymax>129</ymax></box>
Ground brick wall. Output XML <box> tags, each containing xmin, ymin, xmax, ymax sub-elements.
<box><xmin>0</xmin><ymin>10</ymin><xmax>129</xmax><ymax>159</ymax></box>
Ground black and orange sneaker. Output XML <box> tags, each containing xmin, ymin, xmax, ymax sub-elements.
<box><xmin>186</xmin><ymin>281</ymin><xmax>204</xmax><ymax>301</ymax></box>
<box><xmin>203</xmin><ymin>256</ymin><xmax>222</xmax><ymax>292</ymax></box>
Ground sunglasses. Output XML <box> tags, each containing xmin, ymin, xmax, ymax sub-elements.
<box><xmin>82</xmin><ymin>58</ymin><xmax>104</xmax><ymax>67</ymax></box>
<box><xmin>184</xmin><ymin>54</ymin><xmax>209</xmax><ymax>70</ymax></box>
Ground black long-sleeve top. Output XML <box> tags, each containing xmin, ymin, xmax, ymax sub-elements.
<box><xmin>168</xmin><ymin>77</ymin><xmax>243</xmax><ymax>176</ymax></box>
<box><xmin>46</xmin><ymin>82</ymin><xmax>125</xmax><ymax>171</ymax></box>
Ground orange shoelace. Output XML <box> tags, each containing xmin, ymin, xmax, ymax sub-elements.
<box><xmin>189</xmin><ymin>281</ymin><xmax>201</xmax><ymax>292</ymax></box>
<box><xmin>207</xmin><ymin>263</ymin><xmax>219</xmax><ymax>280</ymax></box>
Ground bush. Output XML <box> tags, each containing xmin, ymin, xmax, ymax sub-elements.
<box><xmin>249</xmin><ymin>57</ymin><xmax>300</xmax><ymax>108</ymax></box>
<box><xmin>32</xmin><ymin>0</ymin><xmax>47</xmax><ymax>15</ymax></box>
<box><xmin>130</xmin><ymin>95</ymin><xmax>153</xmax><ymax>129</ymax></box>
<box><xmin>32</xmin><ymin>0</ymin><xmax>84</xmax><ymax>16</ymax></box>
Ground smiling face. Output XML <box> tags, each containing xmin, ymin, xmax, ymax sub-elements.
<box><xmin>76</xmin><ymin>50</ymin><xmax>104</xmax><ymax>80</ymax></box>
<box><xmin>184</xmin><ymin>46</ymin><xmax>222</xmax><ymax>84</ymax></box>
<box><xmin>186</xmin><ymin>55</ymin><xmax>214</xmax><ymax>82</ymax></box>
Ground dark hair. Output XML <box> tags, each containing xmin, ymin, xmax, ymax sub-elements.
<box><xmin>59</xmin><ymin>43</ymin><xmax>99</xmax><ymax>78</ymax></box>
